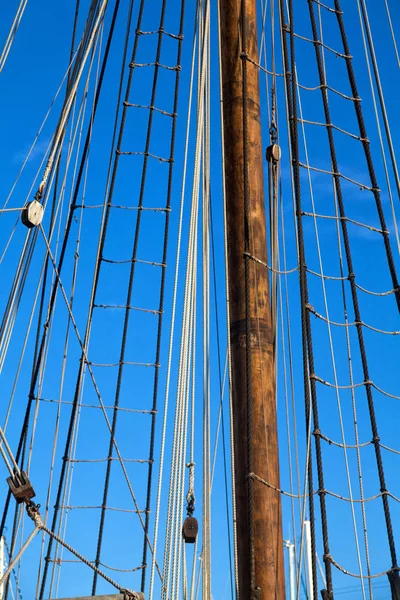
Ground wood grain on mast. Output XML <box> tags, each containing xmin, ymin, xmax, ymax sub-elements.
<box><xmin>219</xmin><ymin>0</ymin><xmax>286</xmax><ymax>598</ymax></box>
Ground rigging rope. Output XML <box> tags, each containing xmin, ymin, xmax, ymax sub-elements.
<box><xmin>277</xmin><ymin>1</ymin><xmax>400</xmax><ymax>597</ymax></box>
<box><xmin>354</xmin><ymin>1</ymin><xmax>400</xmax><ymax>253</ymax></box>
<box><xmin>0</xmin><ymin>0</ymin><xmax>29</xmax><ymax>73</ymax></box>
<box><xmin>279</xmin><ymin>0</ymin><xmax>321</xmax><ymax>595</ymax></box>
<box><xmin>37</xmin><ymin>22</ymin><xmax>103</xmax><ymax>597</ymax></box>
<box><xmin>2</xmin><ymin>31</ymin><xmax>105</xmax><ymax>597</ymax></box>
<box><xmin>383</xmin><ymin>0</ymin><xmax>400</xmax><ymax>68</ymax></box>
<box><xmin>296</xmin><ymin>19</ymin><xmax>367</xmax><ymax>589</ymax></box>
<box><xmin>357</xmin><ymin>0</ymin><xmax>400</xmax><ymax>210</ymax></box>
<box><xmin>202</xmin><ymin>4</ymin><xmax>212</xmax><ymax>597</ymax></box>
<box><xmin>2</xmin><ymin>24</ymin><xmax>158</xmax><ymax>563</ymax></box>
<box><xmin>35</xmin><ymin>0</ymin><xmax>108</xmax><ymax>203</ymax></box>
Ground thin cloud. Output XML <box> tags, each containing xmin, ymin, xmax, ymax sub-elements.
<box><xmin>13</xmin><ymin>137</ymin><xmax>50</xmax><ymax>165</ymax></box>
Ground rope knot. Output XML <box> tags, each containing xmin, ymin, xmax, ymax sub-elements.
<box><xmin>27</xmin><ymin>502</ymin><xmax>43</xmax><ymax>528</ymax></box>
<box><xmin>121</xmin><ymin>589</ymin><xmax>143</xmax><ymax>600</ymax></box>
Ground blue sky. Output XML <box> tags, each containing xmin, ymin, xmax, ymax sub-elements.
<box><xmin>1</xmin><ymin>1</ymin><xmax>400</xmax><ymax>599</ymax></box>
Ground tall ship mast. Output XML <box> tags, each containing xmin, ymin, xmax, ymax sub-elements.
<box><xmin>0</xmin><ymin>1</ymin><xmax>399</xmax><ymax>599</ymax></box>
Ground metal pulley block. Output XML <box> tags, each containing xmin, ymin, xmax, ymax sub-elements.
<box><xmin>266</xmin><ymin>143</ymin><xmax>281</xmax><ymax>163</ymax></box>
<box><xmin>182</xmin><ymin>517</ymin><xmax>198</xmax><ymax>544</ymax></box>
<box><xmin>7</xmin><ymin>471</ymin><xmax>36</xmax><ymax>504</ymax></box>
<box><xmin>21</xmin><ymin>200</ymin><xmax>44</xmax><ymax>228</ymax></box>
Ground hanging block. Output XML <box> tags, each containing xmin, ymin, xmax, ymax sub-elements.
<box><xmin>7</xmin><ymin>471</ymin><xmax>35</xmax><ymax>504</ymax></box>
<box><xmin>265</xmin><ymin>143</ymin><xmax>281</xmax><ymax>163</ymax></box>
<box><xmin>21</xmin><ymin>200</ymin><xmax>44</xmax><ymax>228</ymax></box>
<box><xmin>182</xmin><ymin>516</ymin><xmax>198</xmax><ymax>543</ymax></box>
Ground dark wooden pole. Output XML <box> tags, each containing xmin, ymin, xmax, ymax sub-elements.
<box><xmin>219</xmin><ymin>0</ymin><xmax>286</xmax><ymax>598</ymax></box>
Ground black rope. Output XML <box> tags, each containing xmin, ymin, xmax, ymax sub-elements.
<box><xmin>0</xmin><ymin>0</ymin><xmax>122</xmax><ymax>553</ymax></box>
<box><xmin>357</xmin><ymin>0</ymin><xmax>400</xmax><ymax>204</ymax></box>
<box><xmin>210</xmin><ymin>195</ymin><xmax>235</xmax><ymax>600</ymax></box>
<box><xmin>87</xmin><ymin>3</ymin><xmax>143</xmax><ymax>590</ymax></box>
<box><xmin>0</xmin><ymin>0</ymin><xmax>121</xmax><ymax>552</ymax></box>
<box><xmin>239</xmin><ymin>0</ymin><xmax>256</xmax><ymax>594</ymax></box>
<box><xmin>306</xmin><ymin>0</ymin><xmax>399</xmax><ymax>592</ymax></box>
<box><xmin>139</xmin><ymin>0</ymin><xmax>186</xmax><ymax>590</ymax></box>
<box><xmin>279</xmin><ymin>0</ymin><xmax>320</xmax><ymax>596</ymax></box>
<box><xmin>90</xmin><ymin>0</ymin><xmax>185</xmax><ymax>590</ymax></box>
<box><xmin>331</xmin><ymin>0</ymin><xmax>400</xmax><ymax>583</ymax></box>
<box><xmin>0</xmin><ymin>227</ymin><xmax>41</xmax><ymax>544</ymax></box>
<box><xmin>67</xmin><ymin>0</ymin><xmax>82</xmax><ymax>88</ymax></box>
<box><xmin>35</xmin><ymin>2</ymin><xmax>125</xmax><ymax>596</ymax></box>
<box><xmin>3</xmin><ymin>146</ymin><xmax>64</xmax><ymax>600</ymax></box>
<box><xmin>89</xmin><ymin>0</ymin><xmax>157</xmax><ymax>589</ymax></box>
<box><xmin>332</xmin><ymin>0</ymin><xmax>400</xmax><ymax>313</ymax></box>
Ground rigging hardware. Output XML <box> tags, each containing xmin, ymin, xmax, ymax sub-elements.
<box><xmin>6</xmin><ymin>472</ymin><xmax>35</xmax><ymax>504</ymax></box>
<box><xmin>183</xmin><ymin>464</ymin><xmax>198</xmax><ymax>544</ymax></box>
<box><xmin>21</xmin><ymin>200</ymin><xmax>44</xmax><ymax>228</ymax></box>
<box><xmin>182</xmin><ymin>518</ymin><xmax>198</xmax><ymax>545</ymax></box>
<box><xmin>250</xmin><ymin>585</ymin><xmax>261</xmax><ymax>600</ymax></box>
<box><xmin>266</xmin><ymin>143</ymin><xmax>281</xmax><ymax>163</ymax></box>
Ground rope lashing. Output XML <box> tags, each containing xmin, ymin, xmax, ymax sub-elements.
<box><xmin>23</xmin><ymin>501</ymin><xmax>143</xmax><ymax>598</ymax></box>
<box><xmin>186</xmin><ymin>461</ymin><xmax>196</xmax><ymax>516</ymax></box>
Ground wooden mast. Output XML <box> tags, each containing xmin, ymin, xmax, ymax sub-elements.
<box><xmin>219</xmin><ymin>0</ymin><xmax>286</xmax><ymax>598</ymax></box>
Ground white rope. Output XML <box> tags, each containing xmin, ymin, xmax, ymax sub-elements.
<box><xmin>356</xmin><ymin>0</ymin><xmax>400</xmax><ymax>253</ymax></box>
<box><xmin>149</xmin><ymin>6</ymin><xmax>199</xmax><ymax>599</ymax></box>
<box><xmin>0</xmin><ymin>426</ymin><xmax>20</xmax><ymax>477</ymax></box>
<box><xmin>36</xmin><ymin>30</ymin><xmax>104</xmax><ymax>596</ymax></box>
<box><xmin>333</xmin><ymin>185</ymin><xmax>373</xmax><ymax>597</ymax></box>
<box><xmin>1</xmin><ymin>80</ymin><xmax>94</xmax><ymax>589</ymax></box>
<box><xmin>0</xmin><ymin>526</ymin><xmax>40</xmax><ymax>587</ymax></box>
<box><xmin>38</xmin><ymin>224</ymin><xmax>159</xmax><ymax>569</ymax></box>
<box><xmin>202</xmin><ymin>7</ymin><xmax>211</xmax><ymax>596</ymax></box>
<box><xmin>210</xmin><ymin>351</ymin><xmax>228</xmax><ymax>487</ymax></box>
<box><xmin>163</xmin><ymin>5</ymin><xmax>211</xmax><ymax>597</ymax></box>
<box><xmin>383</xmin><ymin>0</ymin><xmax>400</xmax><ymax>67</ymax></box>
<box><xmin>183</xmin><ymin>540</ymin><xmax>188</xmax><ymax>600</ymax></box>
<box><xmin>277</xmin><ymin>6</ymin><xmax>313</xmax><ymax>598</ymax></box>
<box><xmin>0</xmin><ymin>0</ymin><xmax>29</xmax><ymax>73</ymax></box>
<box><xmin>166</xmin><ymin>165</ymin><xmax>198</xmax><ymax>599</ymax></box>
<box><xmin>36</xmin><ymin>0</ymin><xmax>108</xmax><ymax>199</ymax></box>
<box><xmin>1</xmin><ymin>44</ymin><xmax>81</xmax><ymax>218</ymax></box>
<box><xmin>189</xmin><ymin>538</ymin><xmax>199</xmax><ymax>600</ymax></box>
<box><xmin>26</xmin><ymin>42</ymin><xmax>101</xmax><ymax>479</ymax></box>
<box><xmin>297</xmin><ymin>7</ymin><xmax>366</xmax><ymax>592</ymax></box>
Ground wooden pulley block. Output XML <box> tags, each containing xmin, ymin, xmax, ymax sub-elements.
<box><xmin>21</xmin><ymin>200</ymin><xmax>44</xmax><ymax>228</ymax></box>
<box><xmin>7</xmin><ymin>471</ymin><xmax>36</xmax><ymax>504</ymax></box>
<box><xmin>265</xmin><ymin>143</ymin><xmax>281</xmax><ymax>163</ymax></box>
<box><xmin>182</xmin><ymin>517</ymin><xmax>198</xmax><ymax>544</ymax></box>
